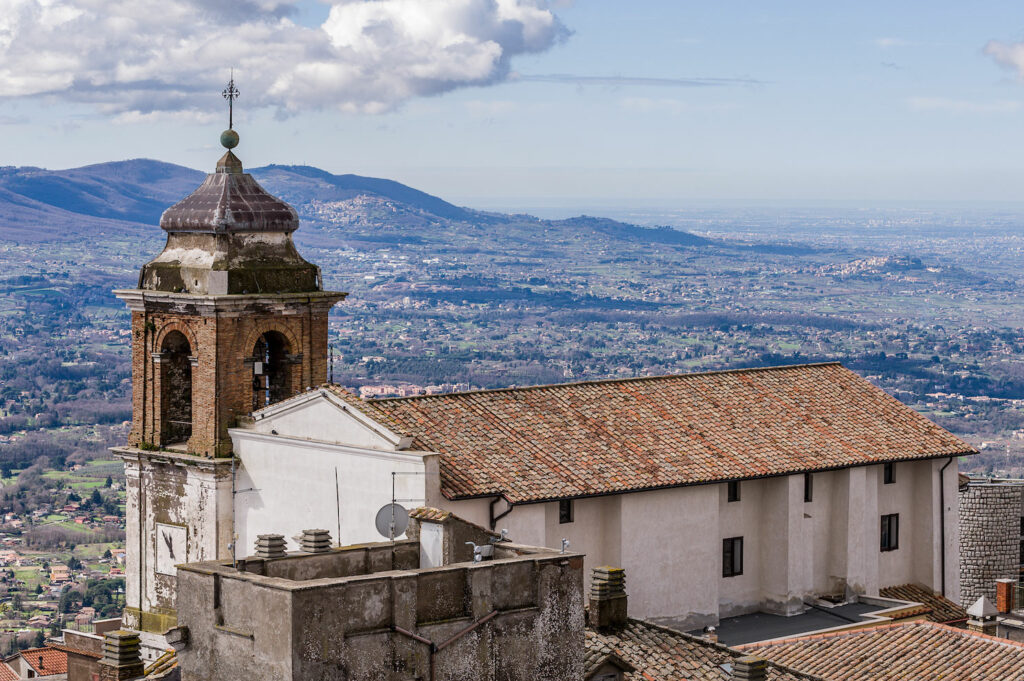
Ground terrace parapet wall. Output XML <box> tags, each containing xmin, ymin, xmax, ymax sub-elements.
<box><xmin>175</xmin><ymin>539</ymin><xmax>585</xmax><ymax>681</ymax></box>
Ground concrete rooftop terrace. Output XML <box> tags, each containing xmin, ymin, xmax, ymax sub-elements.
<box><xmin>684</xmin><ymin>597</ymin><xmax>933</xmax><ymax>645</ymax></box>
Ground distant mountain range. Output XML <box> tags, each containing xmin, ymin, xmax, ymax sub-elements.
<box><xmin>0</xmin><ymin>159</ymin><xmax>711</xmax><ymax>249</ymax></box>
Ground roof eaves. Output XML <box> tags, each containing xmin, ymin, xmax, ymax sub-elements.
<box><xmin>458</xmin><ymin>448</ymin><xmax>975</xmax><ymax>505</ymax></box>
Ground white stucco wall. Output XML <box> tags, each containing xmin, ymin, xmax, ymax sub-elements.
<box><xmin>248</xmin><ymin>392</ymin><xmax>403</xmax><ymax>451</ymax></box>
<box><xmin>231</xmin><ymin>430</ymin><xmax>427</xmax><ymax>552</ymax></box>
<box><xmin>619</xmin><ymin>485</ymin><xmax>720</xmax><ymax>623</ymax></box>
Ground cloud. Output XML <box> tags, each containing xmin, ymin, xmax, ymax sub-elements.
<box><xmin>513</xmin><ymin>74</ymin><xmax>761</xmax><ymax>87</ymax></box>
<box><xmin>0</xmin><ymin>0</ymin><xmax>569</xmax><ymax>117</ymax></box>
<box><xmin>875</xmin><ymin>37</ymin><xmax>911</xmax><ymax>48</ymax></box>
<box><xmin>986</xmin><ymin>39</ymin><xmax>1024</xmax><ymax>77</ymax></box>
<box><xmin>906</xmin><ymin>96</ymin><xmax>1021</xmax><ymax>114</ymax></box>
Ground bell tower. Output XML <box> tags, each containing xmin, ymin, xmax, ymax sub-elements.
<box><xmin>113</xmin><ymin>81</ymin><xmax>345</xmax><ymax>645</ymax></box>
<box><xmin>116</xmin><ymin>126</ymin><xmax>344</xmax><ymax>458</ymax></box>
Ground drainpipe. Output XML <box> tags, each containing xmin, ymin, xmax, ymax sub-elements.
<box><xmin>939</xmin><ymin>457</ymin><xmax>954</xmax><ymax>596</ymax></box>
<box><xmin>488</xmin><ymin>496</ymin><xmax>513</xmax><ymax>531</ymax></box>
<box><xmin>393</xmin><ymin>610</ymin><xmax>498</xmax><ymax>681</ymax></box>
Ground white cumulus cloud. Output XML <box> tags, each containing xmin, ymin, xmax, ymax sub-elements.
<box><xmin>0</xmin><ymin>0</ymin><xmax>568</xmax><ymax>118</ymax></box>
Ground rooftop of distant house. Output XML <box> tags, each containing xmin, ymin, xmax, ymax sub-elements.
<box><xmin>316</xmin><ymin>362</ymin><xmax>974</xmax><ymax>503</ymax></box>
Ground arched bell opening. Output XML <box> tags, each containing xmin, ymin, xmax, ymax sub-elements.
<box><xmin>252</xmin><ymin>331</ymin><xmax>293</xmax><ymax>410</ymax></box>
<box><xmin>160</xmin><ymin>331</ymin><xmax>193</xmax><ymax>445</ymax></box>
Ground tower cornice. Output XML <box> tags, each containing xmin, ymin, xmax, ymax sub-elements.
<box><xmin>113</xmin><ymin>289</ymin><xmax>346</xmax><ymax>314</ymax></box>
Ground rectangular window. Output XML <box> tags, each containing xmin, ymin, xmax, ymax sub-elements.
<box><xmin>727</xmin><ymin>480</ymin><xmax>741</xmax><ymax>502</ymax></box>
<box><xmin>883</xmin><ymin>462</ymin><xmax>895</xmax><ymax>484</ymax></box>
<box><xmin>804</xmin><ymin>473</ymin><xmax>813</xmax><ymax>503</ymax></box>
<box><xmin>559</xmin><ymin>499</ymin><xmax>573</xmax><ymax>524</ymax></box>
<box><xmin>881</xmin><ymin>513</ymin><xmax>899</xmax><ymax>551</ymax></box>
<box><xmin>723</xmin><ymin>537</ymin><xmax>744</xmax><ymax>577</ymax></box>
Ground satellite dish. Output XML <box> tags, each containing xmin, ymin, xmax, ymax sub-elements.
<box><xmin>375</xmin><ymin>503</ymin><xmax>409</xmax><ymax>539</ymax></box>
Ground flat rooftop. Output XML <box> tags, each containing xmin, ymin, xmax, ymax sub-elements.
<box><xmin>682</xmin><ymin>602</ymin><xmax>894</xmax><ymax>646</ymax></box>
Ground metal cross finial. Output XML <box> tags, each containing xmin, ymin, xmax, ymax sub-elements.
<box><xmin>222</xmin><ymin>70</ymin><xmax>239</xmax><ymax>130</ymax></box>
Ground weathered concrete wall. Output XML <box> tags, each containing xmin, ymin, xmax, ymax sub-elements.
<box><xmin>242</xmin><ymin>541</ymin><xmax>419</xmax><ymax>581</ymax></box>
<box><xmin>960</xmin><ymin>481</ymin><xmax>1022</xmax><ymax>607</ymax></box>
<box><xmin>176</xmin><ymin>546</ymin><xmax>584</xmax><ymax>681</ymax></box>
<box><xmin>116</xmin><ymin>450</ymin><xmax>232</xmax><ymax>642</ymax></box>
<box><xmin>177</xmin><ymin>567</ymin><xmax>294</xmax><ymax>681</ymax></box>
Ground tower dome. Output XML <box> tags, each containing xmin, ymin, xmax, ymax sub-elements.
<box><xmin>139</xmin><ymin>131</ymin><xmax>321</xmax><ymax>295</ymax></box>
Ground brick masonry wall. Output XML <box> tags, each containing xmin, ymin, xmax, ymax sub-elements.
<box><xmin>959</xmin><ymin>484</ymin><xmax>1022</xmax><ymax>608</ymax></box>
<box><xmin>128</xmin><ymin>298</ymin><xmax>333</xmax><ymax>457</ymax></box>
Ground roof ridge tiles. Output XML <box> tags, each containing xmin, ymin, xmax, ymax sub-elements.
<box><xmin>366</xmin><ymin>361</ymin><xmax>844</xmax><ymax>403</ymax></box>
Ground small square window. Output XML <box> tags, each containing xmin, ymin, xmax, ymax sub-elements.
<box><xmin>727</xmin><ymin>481</ymin><xmax>741</xmax><ymax>502</ymax></box>
<box><xmin>883</xmin><ymin>462</ymin><xmax>895</xmax><ymax>484</ymax></box>
<box><xmin>559</xmin><ymin>499</ymin><xmax>573</xmax><ymax>524</ymax></box>
<box><xmin>723</xmin><ymin>537</ymin><xmax>744</xmax><ymax>577</ymax></box>
<box><xmin>804</xmin><ymin>473</ymin><xmax>813</xmax><ymax>503</ymax></box>
<box><xmin>881</xmin><ymin>513</ymin><xmax>899</xmax><ymax>551</ymax></box>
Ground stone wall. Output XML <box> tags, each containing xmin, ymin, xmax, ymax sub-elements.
<box><xmin>176</xmin><ymin>541</ymin><xmax>585</xmax><ymax>681</ymax></box>
<box><xmin>959</xmin><ymin>483</ymin><xmax>1022</xmax><ymax>607</ymax></box>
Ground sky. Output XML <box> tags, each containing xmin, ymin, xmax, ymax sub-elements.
<box><xmin>5</xmin><ymin>1</ymin><xmax>1024</xmax><ymax>207</ymax></box>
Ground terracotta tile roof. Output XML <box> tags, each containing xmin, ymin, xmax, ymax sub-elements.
<box><xmin>0</xmin><ymin>663</ymin><xmax>17</xmax><ymax>681</ymax></box>
<box><xmin>19</xmin><ymin>646</ymin><xmax>69</xmax><ymax>675</ymax></box>
<box><xmin>586</xmin><ymin>618</ymin><xmax>821</xmax><ymax>680</ymax></box>
<box><xmin>49</xmin><ymin>642</ymin><xmax>103</xmax><ymax>660</ymax></box>
<box><xmin>334</xmin><ymin>363</ymin><xmax>975</xmax><ymax>503</ymax></box>
<box><xmin>408</xmin><ymin>507</ymin><xmax>453</xmax><ymax>522</ymax></box>
<box><xmin>879</xmin><ymin>583</ymin><xmax>969</xmax><ymax>624</ymax></box>
<box><xmin>740</xmin><ymin>621</ymin><xmax>1024</xmax><ymax>680</ymax></box>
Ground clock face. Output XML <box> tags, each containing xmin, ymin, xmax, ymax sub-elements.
<box><xmin>155</xmin><ymin>523</ymin><xmax>187</xmax><ymax>576</ymax></box>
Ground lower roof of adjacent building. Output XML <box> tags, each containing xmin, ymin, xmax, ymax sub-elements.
<box><xmin>586</xmin><ymin>617</ymin><xmax>821</xmax><ymax>681</ymax></box>
<box><xmin>739</xmin><ymin>621</ymin><xmax>1024</xmax><ymax>681</ymax></box>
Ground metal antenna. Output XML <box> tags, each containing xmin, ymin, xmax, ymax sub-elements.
<box><xmin>222</xmin><ymin>70</ymin><xmax>239</xmax><ymax>130</ymax></box>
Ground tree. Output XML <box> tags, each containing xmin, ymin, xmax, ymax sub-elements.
<box><xmin>89</xmin><ymin>489</ymin><xmax>102</xmax><ymax>506</ymax></box>
<box><xmin>31</xmin><ymin>631</ymin><xmax>43</xmax><ymax>648</ymax></box>
<box><xmin>32</xmin><ymin>584</ymin><xmax>41</xmax><ymax>595</ymax></box>
<box><xmin>66</xmin><ymin>556</ymin><xmax>82</xmax><ymax>571</ymax></box>
<box><xmin>104</xmin><ymin>476</ymin><xmax>112</xmax><ymax>488</ymax></box>
<box><xmin>11</xmin><ymin>593</ymin><xmax>23</xmax><ymax>613</ymax></box>
<box><xmin>102</xmin><ymin>549</ymin><xmax>112</xmax><ymax>560</ymax></box>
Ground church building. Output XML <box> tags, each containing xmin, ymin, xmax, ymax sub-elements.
<box><xmin>113</xmin><ymin>119</ymin><xmax>975</xmax><ymax>654</ymax></box>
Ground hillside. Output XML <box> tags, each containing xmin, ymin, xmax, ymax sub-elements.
<box><xmin>0</xmin><ymin>159</ymin><xmax>711</xmax><ymax>251</ymax></box>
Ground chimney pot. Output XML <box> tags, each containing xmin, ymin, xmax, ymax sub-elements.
<box><xmin>254</xmin><ymin>533</ymin><xmax>287</xmax><ymax>559</ymax></box>
<box><xmin>98</xmin><ymin>629</ymin><xmax>145</xmax><ymax>680</ymax></box>
<box><xmin>731</xmin><ymin>655</ymin><xmax>768</xmax><ymax>681</ymax></box>
<box><xmin>299</xmin><ymin>529</ymin><xmax>332</xmax><ymax>554</ymax></box>
<box><xmin>997</xmin><ymin>579</ymin><xmax>1015</xmax><ymax>615</ymax></box>
<box><xmin>588</xmin><ymin>566</ymin><xmax>627</xmax><ymax>630</ymax></box>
